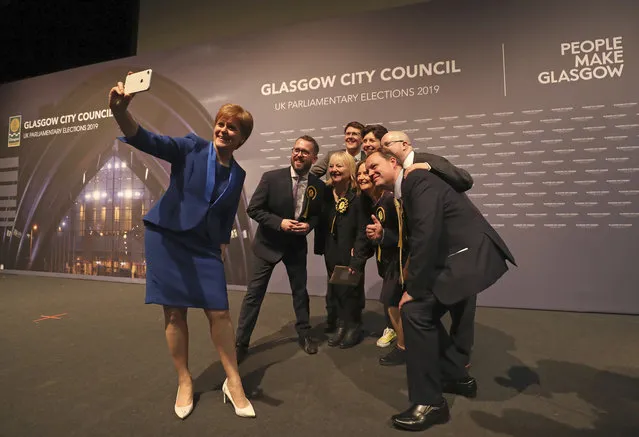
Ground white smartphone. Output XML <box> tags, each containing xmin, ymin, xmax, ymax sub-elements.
<box><xmin>124</xmin><ymin>69</ymin><xmax>153</xmax><ymax>94</ymax></box>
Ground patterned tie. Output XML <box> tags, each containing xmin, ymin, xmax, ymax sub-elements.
<box><xmin>394</xmin><ymin>198</ymin><xmax>405</xmax><ymax>285</ymax></box>
<box><xmin>292</xmin><ymin>175</ymin><xmax>300</xmax><ymax>217</ymax></box>
<box><xmin>292</xmin><ymin>175</ymin><xmax>299</xmax><ymax>199</ymax></box>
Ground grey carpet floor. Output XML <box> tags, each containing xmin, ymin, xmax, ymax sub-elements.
<box><xmin>1</xmin><ymin>275</ymin><xmax>638</xmax><ymax>436</ymax></box>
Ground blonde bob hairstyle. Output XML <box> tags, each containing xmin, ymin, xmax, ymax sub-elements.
<box><xmin>326</xmin><ymin>151</ymin><xmax>358</xmax><ymax>190</ymax></box>
<box><xmin>214</xmin><ymin>103</ymin><xmax>254</xmax><ymax>146</ymax></box>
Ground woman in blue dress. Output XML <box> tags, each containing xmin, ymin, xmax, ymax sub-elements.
<box><xmin>109</xmin><ymin>79</ymin><xmax>255</xmax><ymax>420</ymax></box>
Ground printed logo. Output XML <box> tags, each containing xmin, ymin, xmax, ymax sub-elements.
<box><xmin>8</xmin><ymin>115</ymin><xmax>21</xmax><ymax>147</ymax></box>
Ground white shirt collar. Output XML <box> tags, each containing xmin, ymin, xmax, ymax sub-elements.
<box><xmin>394</xmin><ymin>169</ymin><xmax>404</xmax><ymax>199</ymax></box>
<box><xmin>402</xmin><ymin>150</ymin><xmax>415</xmax><ymax>168</ymax></box>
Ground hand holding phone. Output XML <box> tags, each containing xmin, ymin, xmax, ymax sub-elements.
<box><xmin>124</xmin><ymin>69</ymin><xmax>153</xmax><ymax>94</ymax></box>
<box><xmin>108</xmin><ymin>70</ymin><xmax>151</xmax><ymax>136</ymax></box>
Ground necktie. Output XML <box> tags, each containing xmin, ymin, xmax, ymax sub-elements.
<box><xmin>292</xmin><ymin>176</ymin><xmax>300</xmax><ymax>217</ymax></box>
<box><xmin>292</xmin><ymin>175</ymin><xmax>299</xmax><ymax>200</ymax></box>
<box><xmin>394</xmin><ymin>198</ymin><xmax>405</xmax><ymax>285</ymax></box>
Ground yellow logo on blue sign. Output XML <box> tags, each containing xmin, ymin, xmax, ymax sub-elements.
<box><xmin>8</xmin><ymin>115</ymin><xmax>21</xmax><ymax>148</ymax></box>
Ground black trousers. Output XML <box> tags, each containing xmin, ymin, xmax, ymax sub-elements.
<box><xmin>449</xmin><ymin>295</ymin><xmax>476</xmax><ymax>366</ymax></box>
<box><xmin>376</xmin><ymin>265</ymin><xmax>475</xmax><ymax>353</ymax></box>
<box><xmin>379</xmin><ymin>265</ymin><xmax>403</xmax><ymax>329</ymax></box>
<box><xmin>325</xmin><ymin>281</ymin><xmax>336</xmax><ymax>325</ymax></box>
<box><xmin>325</xmin><ymin>265</ymin><xmax>364</xmax><ymax>326</ymax></box>
<box><xmin>402</xmin><ymin>292</ymin><xmax>471</xmax><ymax>405</ymax></box>
<box><xmin>235</xmin><ymin>251</ymin><xmax>310</xmax><ymax>348</ymax></box>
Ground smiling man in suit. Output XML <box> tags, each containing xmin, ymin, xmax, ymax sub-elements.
<box><xmin>236</xmin><ymin>135</ymin><xmax>325</xmax><ymax>362</ymax></box>
<box><xmin>366</xmin><ymin>149</ymin><xmax>515</xmax><ymax>432</ymax></box>
<box><xmin>382</xmin><ymin>130</ymin><xmax>476</xmax><ymax>368</ymax></box>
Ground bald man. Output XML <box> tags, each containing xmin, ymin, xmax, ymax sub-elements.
<box><xmin>382</xmin><ymin>131</ymin><xmax>473</xmax><ymax>192</ymax></box>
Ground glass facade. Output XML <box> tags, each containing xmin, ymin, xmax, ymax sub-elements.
<box><xmin>48</xmin><ymin>155</ymin><xmax>154</xmax><ymax>278</ymax></box>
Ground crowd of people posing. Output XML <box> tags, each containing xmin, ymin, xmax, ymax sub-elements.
<box><xmin>110</xmin><ymin>79</ymin><xmax>515</xmax><ymax>431</ymax></box>
<box><xmin>237</xmin><ymin>121</ymin><xmax>474</xmax><ymax>364</ymax></box>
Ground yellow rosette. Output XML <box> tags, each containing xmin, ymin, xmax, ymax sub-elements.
<box><xmin>375</xmin><ymin>206</ymin><xmax>386</xmax><ymax>261</ymax></box>
<box><xmin>301</xmin><ymin>185</ymin><xmax>317</xmax><ymax>219</ymax></box>
<box><xmin>394</xmin><ymin>198</ymin><xmax>404</xmax><ymax>285</ymax></box>
<box><xmin>335</xmin><ymin>197</ymin><xmax>349</xmax><ymax>214</ymax></box>
<box><xmin>307</xmin><ymin>185</ymin><xmax>317</xmax><ymax>200</ymax></box>
<box><xmin>331</xmin><ymin>197</ymin><xmax>349</xmax><ymax>233</ymax></box>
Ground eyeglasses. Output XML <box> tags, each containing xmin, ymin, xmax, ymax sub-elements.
<box><xmin>382</xmin><ymin>140</ymin><xmax>405</xmax><ymax>148</ymax></box>
<box><xmin>292</xmin><ymin>148</ymin><xmax>312</xmax><ymax>157</ymax></box>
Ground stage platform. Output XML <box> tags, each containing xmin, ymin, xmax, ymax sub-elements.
<box><xmin>1</xmin><ymin>274</ymin><xmax>638</xmax><ymax>436</ymax></box>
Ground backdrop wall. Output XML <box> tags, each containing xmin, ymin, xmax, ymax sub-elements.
<box><xmin>1</xmin><ymin>0</ymin><xmax>638</xmax><ymax>314</ymax></box>
<box><xmin>136</xmin><ymin>0</ymin><xmax>431</xmax><ymax>54</ymax></box>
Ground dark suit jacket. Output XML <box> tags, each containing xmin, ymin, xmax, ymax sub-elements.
<box><xmin>349</xmin><ymin>152</ymin><xmax>470</xmax><ymax>274</ymax></box>
<box><xmin>413</xmin><ymin>152</ymin><xmax>473</xmax><ymax>193</ymax></box>
<box><xmin>402</xmin><ymin>169</ymin><xmax>515</xmax><ymax>305</ymax></box>
<box><xmin>313</xmin><ymin>187</ymin><xmax>360</xmax><ymax>269</ymax></box>
<box><xmin>118</xmin><ymin>126</ymin><xmax>244</xmax><ymax>244</ymax></box>
<box><xmin>310</xmin><ymin>149</ymin><xmax>367</xmax><ymax>178</ymax></box>
<box><xmin>350</xmin><ymin>191</ymin><xmax>402</xmax><ymax>275</ymax></box>
<box><xmin>247</xmin><ymin>167</ymin><xmax>325</xmax><ymax>263</ymax></box>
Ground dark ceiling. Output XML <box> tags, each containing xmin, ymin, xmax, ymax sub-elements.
<box><xmin>0</xmin><ymin>0</ymin><xmax>139</xmax><ymax>84</ymax></box>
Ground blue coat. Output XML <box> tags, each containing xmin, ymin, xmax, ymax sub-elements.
<box><xmin>119</xmin><ymin>126</ymin><xmax>246</xmax><ymax>245</ymax></box>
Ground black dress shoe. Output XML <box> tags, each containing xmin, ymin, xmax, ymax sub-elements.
<box><xmin>379</xmin><ymin>345</ymin><xmax>406</xmax><ymax>366</ymax></box>
<box><xmin>391</xmin><ymin>401</ymin><xmax>450</xmax><ymax>431</ymax></box>
<box><xmin>299</xmin><ymin>336</ymin><xmax>318</xmax><ymax>354</ymax></box>
<box><xmin>442</xmin><ymin>376</ymin><xmax>477</xmax><ymax>398</ymax></box>
<box><xmin>236</xmin><ymin>345</ymin><xmax>248</xmax><ymax>364</ymax></box>
<box><xmin>327</xmin><ymin>323</ymin><xmax>346</xmax><ymax>347</ymax></box>
<box><xmin>339</xmin><ymin>325</ymin><xmax>362</xmax><ymax>349</ymax></box>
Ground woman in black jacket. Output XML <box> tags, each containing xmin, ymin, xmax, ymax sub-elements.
<box><xmin>351</xmin><ymin>159</ymin><xmax>409</xmax><ymax>365</ymax></box>
<box><xmin>314</xmin><ymin>151</ymin><xmax>364</xmax><ymax>348</ymax></box>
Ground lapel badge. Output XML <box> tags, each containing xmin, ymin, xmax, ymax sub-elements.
<box><xmin>306</xmin><ymin>185</ymin><xmax>317</xmax><ymax>200</ymax></box>
<box><xmin>336</xmin><ymin>197</ymin><xmax>349</xmax><ymax>214</ymax></box>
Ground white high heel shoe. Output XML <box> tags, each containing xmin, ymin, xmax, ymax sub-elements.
<box><xmin>174</xmin><ymin>386</ymin><xmax>194</xmax><ymax>420</ymax></box>
<box><xmin>222</xmin><ymin>379</ymin><xmax>256</xmax><ymax>418</ymax></box>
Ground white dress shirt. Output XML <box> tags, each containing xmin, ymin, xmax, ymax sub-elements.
<box><xmin>394</xmin><ymin>169</ymin><xmax>405</xmax><ymax>199</ymax></box>
<box><xmin>402</xmin><ymin>150</ymin><xmax>415</xmax><ymax>168</ymax></box>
